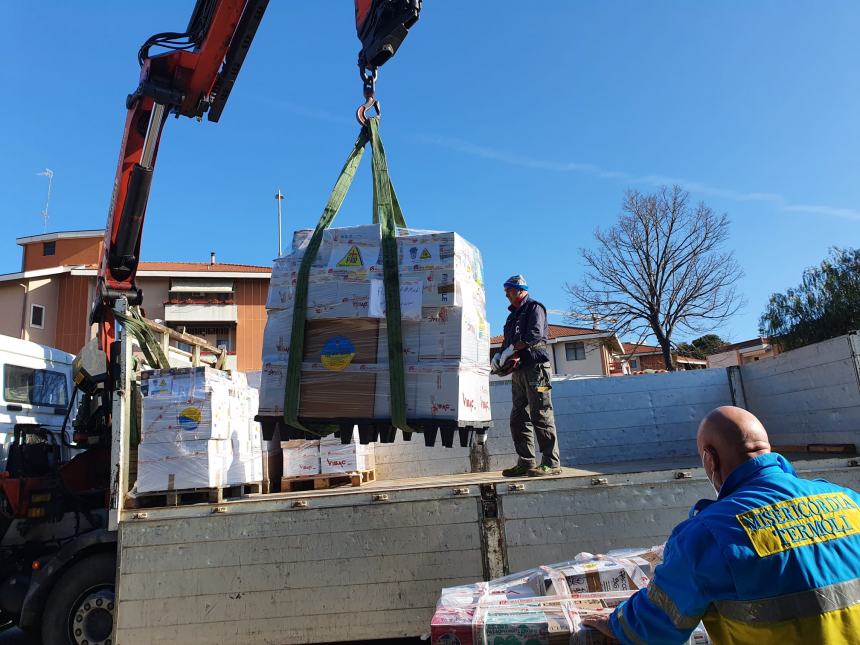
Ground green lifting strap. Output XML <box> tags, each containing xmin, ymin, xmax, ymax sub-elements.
<box><xmin>367</xmin><ymin>117</ymin><xmax>412</xmax><ymax>433</ymax></box>
<box><xmin>282</xmin><ymin>118</ymin><xmax>413</xmax><ymax>434</ymax></box>
<box><xmin>283</xmin><ymin>128</ymin><xmax>369</xmax><ymax>433</ymax></box>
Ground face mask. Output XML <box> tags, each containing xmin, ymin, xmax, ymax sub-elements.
<box><xmin>701</xmin><ymin>452</ymin><xmax>719</xmax><ymax>495</ymax></box>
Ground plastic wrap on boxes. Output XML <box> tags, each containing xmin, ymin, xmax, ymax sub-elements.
<box><xmin>281</xmin><ymin>440</ymin><xmax>320</xmax><ymax>477</ymax></box>
<box><xmin>319</xmin><ymin>427</ymin><xmax>375</xmax><ymax>474</ymax></box>
<box><xmin>137</xmin><ymin>439</ymin><xmax>229</xmax><ymax>493</ymax></box>
<box><xmin>137</xmin><ymin>367</ymin><xmax>263</xmax><ymax>494</ymax></box>
<box><xmin>431</xmin><ymin>547</ymin><xmax>711</xmax><ymax>645</ymax></box>
<box><xmin>259</xmin><ymin>225</ymin><xmax>491</xmax><ymax>429</ymax></box>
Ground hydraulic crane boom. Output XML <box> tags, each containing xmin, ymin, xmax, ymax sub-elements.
<box><xmin>95</xmin><ymin>0</ymin><xmax>269</xmax><ymax>351</ymax></box>
<box><xmin>95</xmin><ymin>0</ymin><xmax>421</xmax><ymax>359</ymax></box>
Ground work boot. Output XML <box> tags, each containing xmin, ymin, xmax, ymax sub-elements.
<box><xmin>502</xmin><ymin>463</ymin><xmax>532</xmax><ymax>477</ymax></box>
<box><xmin>527</xmin><ymin>464</ymin><xmax>563</xmax><ymax>477</ymax></box>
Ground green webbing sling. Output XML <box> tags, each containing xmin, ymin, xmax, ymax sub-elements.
<box><xmin>283</xmin><ymin>118</ymin><xmax>412</xmax><ymax>434</ymax></box>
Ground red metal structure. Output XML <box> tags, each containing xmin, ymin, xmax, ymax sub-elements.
<box><xmin>0</xmin><ymin>2</ymin><xmax>420</xmax><ymax>638</ymax></box>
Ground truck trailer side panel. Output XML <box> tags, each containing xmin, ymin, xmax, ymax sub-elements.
<box><xmin>114</xmin><ymin>459</ymin><xmax>860</xmax><ymax>644</ymax></box>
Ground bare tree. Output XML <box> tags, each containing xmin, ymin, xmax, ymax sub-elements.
<box><xmin>565</xmin><ymin>185</ymin><xmax>744</xmax><ymax>370</ymax></box>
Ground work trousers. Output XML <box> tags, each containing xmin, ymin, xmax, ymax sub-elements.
<box><xmin>510</xmin><ymin>362</ymin><xmax>560</xmax><ymax>468</ymax></box>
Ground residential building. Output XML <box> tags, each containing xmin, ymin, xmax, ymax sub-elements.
<box><xmin>490</xmin><ymin>324</ymin><xmax>624</xmax><ymax>377</ymax></box>
<box><xmin>617</xmin><ymin>342</ymin><xmax>708</xmax><ymax>373</ymax></box>
<box><xmin>706</xmin><ymin>337</ymin><xmax>780</xmax><ymax>368</ymax></box>
<box><xmin>0</xmin><ymin>230</ymin><xmax>271</xmax><ymax>371</ymax></box>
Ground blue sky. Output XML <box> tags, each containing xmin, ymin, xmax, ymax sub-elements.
<box><xmin>2</xmin><ymin>2</ymin><xmax>858</xmax><ymax>343</ymax></box>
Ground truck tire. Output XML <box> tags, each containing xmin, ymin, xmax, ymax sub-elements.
<box><xmin>41</xmin><ymin>553</ymin><xmax>116</xmax><ymax>645</ymax></box>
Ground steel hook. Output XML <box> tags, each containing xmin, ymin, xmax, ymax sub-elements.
<box><xmin>356</xmin><ymin>97</ymin><xmax>380</xmax><ymax>125</ymax></box>
<box><xmin>356</xmin><ymin>65</ymin><xmax>380</xmax><ymax>125</ymax></box>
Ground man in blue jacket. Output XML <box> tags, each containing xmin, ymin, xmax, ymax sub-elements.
<box><xmin>493</xmin><ymin>274</ymin><xmax>561</xmax><ymax>477</ymax></box>
<box><xmin>584</xmin><ymin>406</ymin><xmax>860</xmax><ymax>643</ymax></box>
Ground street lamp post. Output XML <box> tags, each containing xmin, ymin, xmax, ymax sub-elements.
<box><xmin>275</xmin><ymin>189</ymin><xmax>285</xmax><ymax>256</ymax></box>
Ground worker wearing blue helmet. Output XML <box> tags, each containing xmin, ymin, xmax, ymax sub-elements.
<box><xmin>584</xmin><ymin>406</ymin><xmax>860</xmax><ymax>644</ymax></box>
<box><xmin>493</xmin><ymin>274</ymin><xmax>561</xmax><ymax>477</ymax></box>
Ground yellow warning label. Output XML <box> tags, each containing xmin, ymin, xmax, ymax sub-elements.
<box><xmin>337</xmin><ymin>246</ymin><xmax>364</xmax><ymax>267</ymax></box>
<box><xmin>420</xmin><ymin>248</ymin><xmax>432</xmax><ymax>260</ymax></box>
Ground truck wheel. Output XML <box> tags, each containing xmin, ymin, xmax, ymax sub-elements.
<box><xmin>41</xmin><ymin>553</ymin><xmax>116</xmax><ymax>645</ymax></box>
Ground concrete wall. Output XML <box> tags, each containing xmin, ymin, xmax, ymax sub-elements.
<box><xmin>22</xmin><ymin>277</ymin><xmax>59</xmax><ymax>346</ymax></box>
<box><xmin>22</xmin><ymin>236</ymin><xmax>102</xmax><ymax>271</ymax></box>
<box><xmin>550</xmin><ymin>339</ymin><xmax>606</xmax><ymax>376</ymax></box>
<box><xmin>0</xmin><ymin>283</ymin><xmax>26</xmax><ymax>338</ymax></box>
<box><xmin>137</xmin><ymin>277</ymin><xmax>169</xmax><ymax>322</ymax></box>
<box><xmin>741</xmin><ymin>333</ymin><xmax>860</xmax><ymax>446</ymax></box>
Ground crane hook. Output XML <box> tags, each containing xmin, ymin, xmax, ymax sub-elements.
<box><xmin>356</xmin><ymin>66</ymin><xmax>380</xmax><ymax>125</ymax></box>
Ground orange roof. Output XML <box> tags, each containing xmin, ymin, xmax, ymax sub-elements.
<box><xmin>621</xmin><ymin>342</ymin><xmax>662</xmax><ymax>355</ymax></box>
<box><xmin>491</xmin><ymin>324</ymin><xmax>610</xmax><ymax>345</ymax></box>
<box><xmin>137</xmin><ymin>261</ymin><xmax>270</xmax><ymax>273</ymax></box>
<box><xmin>80</xmin><ymin>261</ymin><xmax>270</xmax><ymax>273</ymax></box>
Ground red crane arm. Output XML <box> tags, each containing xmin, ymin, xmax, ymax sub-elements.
<box><xmin>95</xmin><ymin>0</ymin><xmax>269</xmax><ymax>352</ymax></box>
<box><xmin>94</xmin><ymin>0</ymin><xmax>420</xmax><ymax>357</ymax></box>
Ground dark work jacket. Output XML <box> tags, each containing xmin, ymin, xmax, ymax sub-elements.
<box><xmin>502</xmin><ymin>295</ymin><xmax>550</xmax><ymax>368</ymax></box>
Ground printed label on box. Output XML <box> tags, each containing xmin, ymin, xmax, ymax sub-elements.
<box><xmin>369</xmin><ymin>278</ymin><xmax>422</xmax><ymax>321</ymax></box>
<box><xmin>405</xmin><ymin>242</ymin><xmax>440</xmax><ymax>267</ymax></box>
<box><xmin>148</xmin><ymin>376</ymin><xmax>173</xmax><ymax>396</ymax></box>
<box><xmin>329</xmin><ymin>241</ymin><xmax>379</xmax><ymax>270</ymax></box>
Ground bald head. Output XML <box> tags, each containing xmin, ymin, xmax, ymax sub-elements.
<box><xmin>697</xmin><ymin>406</ymin><xmax>771</xmax><ymax>492</ymax></box>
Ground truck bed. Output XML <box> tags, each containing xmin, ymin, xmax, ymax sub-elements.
<box><xmin>114</xmin><ymin>456</ymin><xmax>860</xmax><ymax>644</ymax></box>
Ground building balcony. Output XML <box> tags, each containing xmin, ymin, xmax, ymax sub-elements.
<box><xmin>163</xmin><ymin>303</ymin><xmax>238</xmax><ymax>323</ymax></box>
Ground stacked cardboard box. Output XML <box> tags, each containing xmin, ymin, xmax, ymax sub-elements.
<box><xmin>320</xmin><ymin>427</ymin><xmax>375</xmax><ymax>474</ymax></box>
<box><xmin>137</xmin><ymin>367</ymin><xmax>263</xmax><ymax>494</ymax></box>
<box><xmin>431</xmin><ymin>548</ymin><xmax>712</xmax><ymax>645</ymax></box>
<box><xmin>281</xmin><ymin>427</ymin><xmax>376</xmax><ymax>477</ymax></box>
<box><xmin>281</xmin><ymin>440</ymin><xmax>320</xmax><ymax>477</ymax></box>
<box><xmin>258</xmin><ymin>225</ymin><xmax>491</xmax><ymax>427</ymax></box>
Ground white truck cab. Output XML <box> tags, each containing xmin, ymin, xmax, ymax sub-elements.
<box><xmin>0</xmin><ymin>334</ymin><xmax>74</xmax><ymax>471</ymax></box>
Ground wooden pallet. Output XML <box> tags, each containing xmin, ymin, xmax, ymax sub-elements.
<box><xmin>127</xmin><ymin>482</ymin><xmax>262</xmax><ymax>509</ymax></box>
<box><xmin>280</xmin><ymin>469</ymin><xmax>376</xmax><ymax>493</ymax></box>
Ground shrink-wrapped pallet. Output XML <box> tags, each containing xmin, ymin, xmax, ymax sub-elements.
<box><xmin>137</xmin><ymin>367</ymin><xmax>263</xmax><ymax>494</ymax></box>
<box><xmin>431</xmin><ymin>547</ymin><xmax>712</xmax><ymax>645</ymax></box>
<box><xmin>258</xmin><ymin>225</ymin><xmax>491</xmax><ymax>430</ymax></box>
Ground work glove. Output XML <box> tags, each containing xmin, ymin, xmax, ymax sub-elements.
<box><xmin>491</xmin><ymin>353</ymin><xmax>502</xmax><ymax>371</ymax></box>
<box><xmin>499</xmin><ymin>345</ymin><xmax>515</xmax><ymax>365</ymax></box>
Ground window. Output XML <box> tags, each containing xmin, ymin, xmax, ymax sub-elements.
<box><xmin>30</xmin><ymin>304</ymin><xmax>45</xmax><ymax>329</ymax></box>
<box><xmin>43</xmin><ymin>241</ymin><xmax>56</xmax><ymax>256</ymax></box>
<box><xmin>3</xmin><ymin>365</ymin><xmax>68</xmax><ymax>407</ymax></box>
<box><xmin>565</xmin><ymin>341</ymin><xmax>586</xmax><ymax>361</ymax></box>
<box><xmin>629</xmin><ymin>358</ymin><xmax>639</xmax><ymax>370</ymax></box>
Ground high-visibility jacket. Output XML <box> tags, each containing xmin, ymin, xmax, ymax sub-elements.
<box><xmin>610</xmin><ymin>452</ymin><xmax>860</xmax><ymax>644</ymax></box>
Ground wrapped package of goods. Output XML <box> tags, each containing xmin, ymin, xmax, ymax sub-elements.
<box><xmin>138</xmin><ymin>367</ymin><xmax>263</xmax><ymax>494</ymax></box>
<box><xmin>258</xmin><ymin>225</ymin><xmax>491</xmax><ymax>432</ymax></box>
<box><xmin>281</xmin><ymin>440</ymin><xmax>320</xmax><ymax>477</ymax></box>
<box><xmin>431</xmin><ymin>547</ymin><xmax>712</xmax><ymax>645</ymax></box>
<box><xmin>226</xmin><ymin>375</ymin><xmax>264</xmax><ymax>486</ymax></box>
<box><xmin>140</xmin><ymin>366</ymin><xmax>232</xmax><ymax>443</ymax></box>
<box><xmin>319</xmin><ymin>427</ymin><xmax>375</xmax><ymax>474</ymax></box>
<box><xmin>137</xmin><ymin>439</ymin><xmax>230</xmax><ymax>493</ymax></box>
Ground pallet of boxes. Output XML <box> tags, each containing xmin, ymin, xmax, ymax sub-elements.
<box><xmin>431</xmin><ymin>547</ymin><xmax>712</xmax><ymax>644</ymax></box>
<box><xmin>257</xmin><ymin>224</ymin><xmax>492</xmax><ymax>491</ymax></box>
<box><xmin>132</xmin><ymin>367</ymin><xmax>264</xmax><ymax>507</ymax></box>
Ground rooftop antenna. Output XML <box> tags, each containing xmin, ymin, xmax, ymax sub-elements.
<box><xmin>36</xmin><ymin>168</ymin><xmax>54</xmax><ymax>232</ymax></box>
